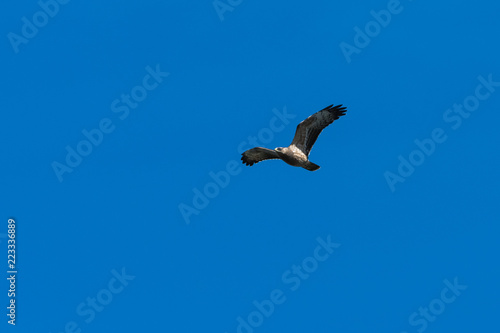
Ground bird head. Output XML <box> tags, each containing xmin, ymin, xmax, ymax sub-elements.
<box><xmin>274</xmin><ymin>147</ymin><xmax>283</xmax><ymax>152</ymax></box>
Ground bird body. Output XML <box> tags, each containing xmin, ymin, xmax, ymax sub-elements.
<box><xmin>274</xmin><ymin>146</ymin><xmax>319</xmax><ymax>171</ymax></box>
<box><xmin>241</xmin><ymin>104</ymin><xmax>346</xmax><ymax>171</ymax></box>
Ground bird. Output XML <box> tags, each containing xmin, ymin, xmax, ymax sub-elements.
<box><xmin>241</xmin><ymin>104</ymin><xmax>347</xmax><ymax>171</ymax></box>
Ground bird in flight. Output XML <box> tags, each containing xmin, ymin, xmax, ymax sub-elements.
<box><xmin>241</xmin><ymin>104</ymin><xmax>347</xmax><ymax>171</ymax></box>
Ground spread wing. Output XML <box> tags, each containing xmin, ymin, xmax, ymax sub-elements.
<box><xmin>290</xmin><ymin>104</ymin><xmax>347</xmax><ymax>156</ymax></box>
<box><xmin>241</xmin><ymin>147</ymin><xmax>281</xmax><ymax>166</ymax></box>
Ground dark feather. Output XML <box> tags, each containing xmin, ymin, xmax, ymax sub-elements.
<box><xmin>241</xmin><ymin>147</ymin><xmax>281</xmax><ymax>166</ymax></box>
<box><xmin>290</xmin><ymin>104</ymin><xmax>347</xmax><ymax>156</ymax></box>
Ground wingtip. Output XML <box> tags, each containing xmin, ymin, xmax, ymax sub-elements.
<box><xmin>241</xmin><ymin>154</ymin><xmax>254</xmax><ymax>166</ymax></box>
<box><xmin>325</xmin><ymin>104</ymin><xmax>347</xmax><ymax>111</ymax></box>
<box><xmin>330</xmin><ymin>104</ymin><xmax>347</xmax><ymax>117</ymax></box>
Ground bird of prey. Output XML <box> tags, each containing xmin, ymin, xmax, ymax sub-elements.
<box><xmin>241</xmin><ymin>104</ymin><xmax>347</xmax><ymax>171</ymax></box>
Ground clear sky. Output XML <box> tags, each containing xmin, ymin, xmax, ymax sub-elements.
<box><xmin>1</xmin><ymin>0</ymin><xmax>499</xmax><ymax>332</ymax></box>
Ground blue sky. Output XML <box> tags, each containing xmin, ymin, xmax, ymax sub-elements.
<box><xmin>1</xmin><ymin>0</ymin><xmax>499</xmax><ymax>332</ymax></box>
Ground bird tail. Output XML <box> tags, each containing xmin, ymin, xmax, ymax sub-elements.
<box><xmin>304</xmin><ymin>161</ymin><xmax>320</xmax><ymax>171</ymax></box>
